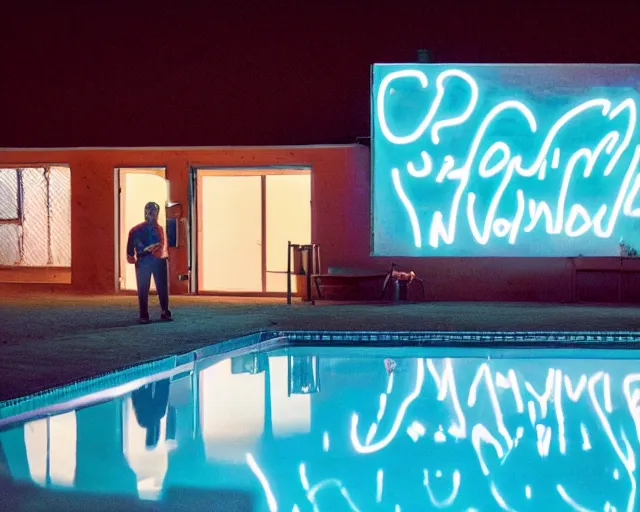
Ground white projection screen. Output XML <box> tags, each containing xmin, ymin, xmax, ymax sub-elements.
<box><xmin>371</xmin><ymin>64</ymin><xmax>640</xmax><ymax>257</ymax></box>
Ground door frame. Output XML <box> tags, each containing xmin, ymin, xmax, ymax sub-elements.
<box><xmin>192</xmin><ymin>166</ymin><xmax>312</xmax><ymax>295</ymax></box>
<box><xmin>116</xmin><ymin>167</ymin><xmax>167</xmax><ymax>292</ymax></box>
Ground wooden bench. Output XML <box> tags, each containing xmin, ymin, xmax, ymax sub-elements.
<box><xmin>312</xmin><ymin>273</ymin><xmax>391</xmax><ymax>302</ymax></box>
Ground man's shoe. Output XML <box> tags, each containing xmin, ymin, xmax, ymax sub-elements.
<box><xmin>160</xmin><ymin>310</ymin><xmax>173</xmax><ymax>322</ymax></box>
<box><xmin>138</xmin><ymin>317</ymin><xmax>150</xmax><ymax>325</ymax></box>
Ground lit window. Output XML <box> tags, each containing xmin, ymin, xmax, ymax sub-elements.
<box><xmin>0</xmin><ymin>166</ymin><xmax>71</xmax><ymax>267</ymax></box>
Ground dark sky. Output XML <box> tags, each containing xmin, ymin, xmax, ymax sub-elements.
<box><xmin>1</xmin><ymin>1</ymin><xmax>638</xmax><ymax>147</ymax></box>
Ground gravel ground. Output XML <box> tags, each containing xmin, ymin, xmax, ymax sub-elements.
<box><xmin>1</xmin><ymin>294</ymin><xmax>640</xmax><ymax>401</ymax></box>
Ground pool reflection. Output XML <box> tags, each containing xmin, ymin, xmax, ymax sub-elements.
<box><xmin>1</xmin><ymin>350</ymin><xmax>640</xmax><ymax>511</ymax></box>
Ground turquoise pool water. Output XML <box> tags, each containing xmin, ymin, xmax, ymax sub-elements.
<box><xmin>1</xmin><ymin>332</ymin><xmax>640</xmax><ymax>511</ymax></box>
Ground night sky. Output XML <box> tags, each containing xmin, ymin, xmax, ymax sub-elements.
<box><xmin>1</xmin><ymin>1</ymin><xmax>638</xmax><ymax>147</ymax></box>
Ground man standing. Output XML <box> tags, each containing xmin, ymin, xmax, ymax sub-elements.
<box><xmin>126</xmin><ymin>202</ymin><xmax>173</xmax><ymax>324</ymax></box>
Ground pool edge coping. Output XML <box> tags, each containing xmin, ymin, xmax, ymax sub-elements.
<box><xmin>3</xmin><ymin>328</ymin><xmax>640</xmax><ymax>426</ymax></box>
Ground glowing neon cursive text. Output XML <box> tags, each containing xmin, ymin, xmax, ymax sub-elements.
<box><xmin>376</xmin><ymin>67</ymin><xmax>640</xmax><ymax>250</ymax></box>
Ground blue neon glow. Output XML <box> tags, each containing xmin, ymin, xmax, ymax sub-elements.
<box><xmin>6</xmin><ymin>333</ymin><xmax>640</xmax><ymax>512</ymax></box>
<box><xmin>8</xmin><ymin>332</ymin><xmax>640</xmax><ymax>512</ymax></box>
<box><xmin>371</xmin><ymin>64</ymin><xmax>640</xmax><ymax>256</ymax></box>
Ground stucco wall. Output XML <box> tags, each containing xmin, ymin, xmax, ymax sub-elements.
<box><xmin>330</xmin><ymin>147</ymin><xmax>574</xmax><ymax>302</ymax></box>
<box><xmin>1</xmin><ymin>145</ymin><xmax>638</xmax><ymax>301</ymax></box>
<box><xmin>319</xmin><ymin>147</ymin><xmax>640</xmax><ymax>303</ymax></box>
<box><xmin>0</xmin><ymin>147</ymin><xmax>362</xmax><ymax>294</ymax></box>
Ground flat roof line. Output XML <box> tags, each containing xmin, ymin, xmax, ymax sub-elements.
<box><xmin>0</xmin><ymin>144</ymin><xmax>363</xmax><ymax>152</ymax></box>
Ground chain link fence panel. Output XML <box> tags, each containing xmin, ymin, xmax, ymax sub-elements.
<box><xmin>0</xmin><ymin>166</ymin><xmax>71</xmax><ymax>267</ymax></box>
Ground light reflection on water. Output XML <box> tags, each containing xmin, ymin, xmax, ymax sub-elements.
<box><xmin>1</xmin><ymin>346</ymin><xmax>640</xmax><ymax>511</ymax></box>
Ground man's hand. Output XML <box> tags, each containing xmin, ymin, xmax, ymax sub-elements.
<box><xmin>127</xmin><ymin>255</ymin><xmax>137</xmax><ymax>264</ymax></box>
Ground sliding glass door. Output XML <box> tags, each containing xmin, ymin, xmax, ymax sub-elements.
<box><xmin>196</xmin><ymin>169</ymin><xmax>311</xmax><ymax>294</ymax></box>
<box><xmin>199</xmin><ymin>175</ymin><xmax>263</xmax><ymax>292</ymax></box>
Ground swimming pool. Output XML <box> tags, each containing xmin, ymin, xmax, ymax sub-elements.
<box><xmin>2</xmin><ymin>331</ymin><xmax>640</xmax><ymax>512</ymax></box>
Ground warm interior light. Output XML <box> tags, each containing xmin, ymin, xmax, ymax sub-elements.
<box><xmin>49</xmin><ymin>166</ymin><xmax>72</xmax><ymax>266</ymax></box>
<box><xmin>122</xmin><ymin>396</ymin><xmax>168</xmax><ymax>501</ymax></box>
<box><xmin>265</xmin><ymin>175</ymin><xmax>311</xmax><ymax>293</ymax></box>
<box><xmin>24</xmin><ymin>411</ymin><xmax>77</xmax><ymax>488</ymax></box>
<box><xmin>200</xmin><ymin>175</ymin><xmax>263</xmax><ymax>292</ymax></box>
<box><xmin>199</xmin><ymin>172</ymin><xmax>311</xmax><ymax>293</ymax></box>
<box><xmin>120</xmin><ymin>171</ymin><xmax>167</xmax><ymax>291</ymax></box>
<box><xmin>0</xmin><ymin>166</ymin><xmax>71</xmax><ymax>268</ymax></box>
<box><xmin>269</xmin><ymin>356</ymin><xmax>311</xmax><ymax>436</ymax></box>
<box><xmin>199</xmin><ymin>358</ymin><xmax>265</xmax><ymax>462</ymax></box>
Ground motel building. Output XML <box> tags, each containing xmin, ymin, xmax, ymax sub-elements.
<box><xmin>1</xmin><ymin>63</ymin><xmax>640</xmax><ymax>303</ymax></box>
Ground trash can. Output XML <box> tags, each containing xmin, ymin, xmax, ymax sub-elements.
<box><xmin>394</xmin><ymin>279</ymin><xmax>409</xmax><ymax>302</ymax></box>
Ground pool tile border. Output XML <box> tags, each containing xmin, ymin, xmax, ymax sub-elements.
<box><xmin>3</xmin><ymin>329</ymin><xmax>640</xmax><ymax>426</ymax></box>
<box><xmin>279</xmin><ymin>330</ymin><xmax>640</xmax><ymax>345</ymax></box>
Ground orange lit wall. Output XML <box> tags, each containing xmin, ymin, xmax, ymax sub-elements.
<box><xmin>0</xmin><ymin>146</ymin><xmax>366</xmax><ymax>296</ymax></box>
<box><xmin>0</xmin><ymin>145</ymin><xmax>636</xmax><ymax>302</ymax></box>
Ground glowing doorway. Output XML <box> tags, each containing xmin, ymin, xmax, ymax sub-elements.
<box><xmin>118</xmin><ymin>168</ymin><xmax>168</xmax><ymax>291</ymax></box>
<box><xmin>196</xmin><ymin>169</ymin><xmax>311</xmax><ymax>294</ymax></box>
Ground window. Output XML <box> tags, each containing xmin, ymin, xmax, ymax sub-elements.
<box><xmin>0</xmin><ymin>166</ymin><xmax>71</xmax><ymax>267</ymax></box>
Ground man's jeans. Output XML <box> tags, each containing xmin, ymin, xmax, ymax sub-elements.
<box><xmin>135</xmin><ymin>256</ymin><xmax>169</xmax><ymax>318</ymax></box>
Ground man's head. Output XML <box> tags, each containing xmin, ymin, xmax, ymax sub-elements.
<box><xmin>144</xmin><ymin>202</ymin><xmax>160</xmax><ymax>224</ymax></box>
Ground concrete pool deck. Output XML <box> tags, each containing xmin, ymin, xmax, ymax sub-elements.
<box><xmin>1</xmin><ymin>294</ymin><xmax>640</xmax><ymax>401</ymax></box>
